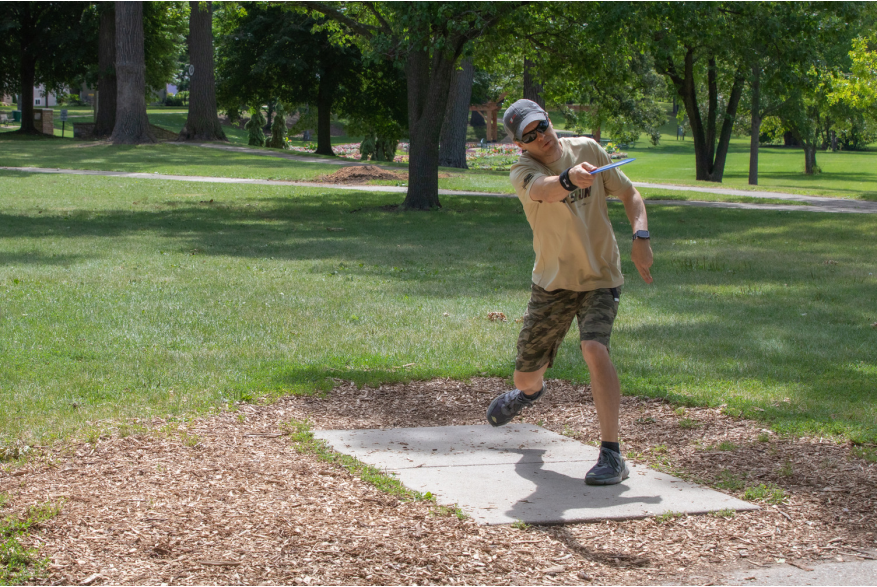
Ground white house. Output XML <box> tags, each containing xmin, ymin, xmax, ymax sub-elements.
<box><xmin>32</xmin><ymin>85</ymin><xmax>60</xmax><ymax>107</ymax></box>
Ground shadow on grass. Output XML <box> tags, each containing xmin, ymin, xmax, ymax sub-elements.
<box><xmin>0</xmin><ymin>251</ymin><xmax>83</xmax><ymax>266</ymax></box>
<box><xmin>0</xmin><ymin>143</ymin><xmax>342</xmax><ymax>179</ymax></box>
<box><xmin>1</xmin><ymin>186</ymin><xmax>875</xmax><ymax>440</ymax></box>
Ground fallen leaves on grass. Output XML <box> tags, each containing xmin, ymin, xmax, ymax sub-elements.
<box><xmin>487</xmin><ymin>311</ymin><xmax>507</xmax><ymax>322</ymax></box>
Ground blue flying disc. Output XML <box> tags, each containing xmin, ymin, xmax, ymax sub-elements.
<box><xmin>588</xmin><ymin>158</ymin><xmax>635</xmax><ymax>174</ymax></box>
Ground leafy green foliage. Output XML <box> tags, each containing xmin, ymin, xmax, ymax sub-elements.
<box><xmin>831</xmin><ymin>35</ymin><xmax>877</xmax><ymax>114</ymax></box>
<box><xmin>266</xmin><ymin>105</ymin><xmax>289</xmax><ymax>150</ymax></box>
<box><xmin>0</xmin><ymin>3</ymin><xmax>96</xmax><ymax>101</ymax></box>
<box><xmin>245</xmin><ymin>108</ymin><xmax>266</xmax><ymax>146</ymax></box>
<box><xmin>217</xmin><ymin>6</ymin><xmax>357</xmax><ymax>107</ymax></box>
<box><xmin>142</xmin><ymin>2</ymin><xmax>188</xmax><ymax>97</ymax></box>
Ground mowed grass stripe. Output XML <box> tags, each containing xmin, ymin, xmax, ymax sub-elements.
<box><xmin>0</xmin><ymin>172</ymin><xmax>875</xmax><ymax>447</ymax></box>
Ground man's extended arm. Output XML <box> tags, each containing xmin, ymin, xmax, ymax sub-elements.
<box><xmin>528</xmin><ymin>162</ymin><xmax>599</xmax><ymax>203</ymax></box>
<box><xmin>615</xmin><ymin>185</ymin><xmax>653</xmax><ymax>284</ymax></box>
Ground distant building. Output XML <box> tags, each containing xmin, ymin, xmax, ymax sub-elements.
<box><xmin>32</xmin><ymin>85</ymin><xmax>60</xmax><ymax>107</ymax></box>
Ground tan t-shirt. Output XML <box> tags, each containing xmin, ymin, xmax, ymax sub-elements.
<box><xmin>509</xmin><ymin>137</ymin><xmax>633</xmax><ymax>292</ymax></box>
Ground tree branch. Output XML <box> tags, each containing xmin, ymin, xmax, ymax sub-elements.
<box><xmin>297</xmin><ymin>1</ymin><xmax>378</xmax><ymax>39</ymax></box>
<box><xmin>365</xmin><ymin>2</ymin><xmax>393</xmax><ymax>35</ymax></box>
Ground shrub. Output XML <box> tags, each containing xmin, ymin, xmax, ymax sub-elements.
<box><xmin>245</xmin><ymin>108</ymin><xmax>266</xmax><ymax>147</ymax></box>
<box><xmin>266</xmin><ymin>107</ymin><xmax>289</xmax><ymax>150</ymax></box>
<box><xmin>56</xmin><ymin>93</ymin><xmax>84</xmax><ymax>107</ymax></box>
<box><xmin>164</xmin><ymin>94</ymin><xmax>184</xmax><ymax>107</ymax></box>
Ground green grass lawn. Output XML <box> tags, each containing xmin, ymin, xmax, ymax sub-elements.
<box><xmin>4</xmin><ymin>104</ymin><xmax>877</xmax><ymax>200</ymax></box>
<box><xmin>0</xmin><ymin>139</ymin><xmax>349</xmax><ymax>181</ymax></box>
<box><xmin>1</xmin><ymin>170</ymin><xmax>875</xmax><ymax>450</ymax></box>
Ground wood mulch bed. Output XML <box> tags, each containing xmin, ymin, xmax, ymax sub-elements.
<box><xmin>313</xmin><ymin>166</ymin><xmax>451</xmax><ymax>185</ymax></box>
<box><xmin>2</xmin><ymin>377</ymin><xmax>875</xmax><ymax>585</ymax></box>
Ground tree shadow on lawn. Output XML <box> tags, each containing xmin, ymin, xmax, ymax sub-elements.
<box><xmin>1</xmin><ymin>194</ymin><xmax>874</xmax><ymax>439</ymax></box>
<box><xmin>0</xmin><ymin>251</ymin><xmax>83</xmax><ymax>266</ymax></box>
<box><xmin>0</xmin><ymin>144</ymin><xmax>341</xmax><ymax>179</ymax></box>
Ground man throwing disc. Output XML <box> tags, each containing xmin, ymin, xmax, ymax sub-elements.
<box><xmin>486</xmin><ymin>99</ymin><xmax>654</xmax><ymax>486</ymax></box>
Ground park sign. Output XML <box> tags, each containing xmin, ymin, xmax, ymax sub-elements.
<box><xmin>60</xmin><ymin>109</ymin><xmax>68</xmax><ymax>122</ymax></box>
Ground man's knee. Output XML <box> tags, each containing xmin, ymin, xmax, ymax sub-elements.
<box><xmin>581</xmin><ymin>340</ymin><xmax>610</xmax><ymax>363</ymax></box>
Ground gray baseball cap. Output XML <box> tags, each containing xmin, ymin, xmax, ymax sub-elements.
<box><xmin>503</xmin><ymin>99</ymin><xmax>548</xmax><ymax>141</ymax></box>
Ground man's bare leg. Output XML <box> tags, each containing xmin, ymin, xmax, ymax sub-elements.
<box><xmin>581</xmin><ymin>340</ymin><xmax>620</xmax><ymax>443</ymax></box>
<box><xmin>513</xmin><ymin>363</ymin><xmax>549</xmax><ymax>395</ymax></box>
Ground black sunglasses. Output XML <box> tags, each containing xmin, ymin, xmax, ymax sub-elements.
<box><xmin>520</xmin><ymin>119</ymin><xmax>549</xmax><ymax>144</ymax></box>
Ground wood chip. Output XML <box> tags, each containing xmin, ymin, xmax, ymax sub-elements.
<box><xmin>3</xmin><ymin>376</ymin><xmax>874</xmax><ymax>586</ymax></box>
<box><xmin>787</xmin><ymin>560</ymin><xmax>813</xmax><ymax>571</ymax></box>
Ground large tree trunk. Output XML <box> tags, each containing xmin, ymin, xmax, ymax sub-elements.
<box><xmin>17</xmin><ymin>55</ymin><xmax>37</xmax><ymax>134</ymax></box>
<box><xmin>748</xmin><ymin>64</ymin><xmax>761</xmax><ymax>186</ymax></box>
<box><xmin>94</xmin><ymin>7</ymin><xmax>117</xmax><ymax>137</ymax></box>
<box><xmin>179</xmin><ymin>1</ymin><xmax>226</xmax><ymax>141</ymax></box>
<box><xmin>523</xmin><ymin>58</ymin><xmax>545</xmax><ymax>109</ymax></box>
<box><xmin>111</xmin><ymin>1</ymin><xmax>154</xmax><ymax>144</ymax></box>
<box><xmin>438</xmin><ymin>57</ymin><xmax>474</xmax><ymax>169</ymax></box>
<box><xmin>315</xmin><ymin>74</ymin><xmax>334</xmax><ymax>156</ymax></box>
<box><xmin>14</xmin><ymin>2</ymin><xmax>38</xmax><ymax>135</ymax></box>
<box><xmin>402</xmin><ymin>46</ymin><xmax>460</xmax><ymax>210</ymax></box>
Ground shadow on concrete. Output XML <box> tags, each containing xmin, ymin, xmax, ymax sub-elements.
<box><xmin>504</xmin><ymin>449</ymin><xmax>663</xmax><ymax>522</ymax></box>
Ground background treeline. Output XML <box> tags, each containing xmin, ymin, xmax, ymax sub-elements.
<box><xmin>1</xmin><ymin>2</ymin><xmax>876</xmax><ymax>207</ymax></box>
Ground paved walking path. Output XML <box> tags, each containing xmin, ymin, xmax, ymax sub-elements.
<box><xmin>722</xmin><ymin>558</ymin><xmax>877</xmax><ymax>586</ymax></box>
<box><xmin>314</xmin><ymin>424</ymin><xmax>756</xmax><ymax>526</ymax></box>
<box><xmin>3</xmin><ymin>165</ymin><xmax>876</xmax><ymax>214</ymax></box>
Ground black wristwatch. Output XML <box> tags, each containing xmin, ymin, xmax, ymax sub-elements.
<box><xmin>632</xmin><ymin>230</ymin><xmax>650</xmax><ymax>241</ymax></box>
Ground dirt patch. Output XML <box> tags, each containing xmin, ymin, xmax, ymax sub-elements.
<box><xmin>2</xmin><ymin>378</ymin><xmax>875</xmax><ymax>585</ymax></box>
<box><xmin>314</xmin><ymin>166</ymin><xmax>452</xmax><ymax>185</ymax></box>
<box><xmin>315</xmin><ymin>166</ymin><xmax>408</xmax><ymax>184</ymax></box>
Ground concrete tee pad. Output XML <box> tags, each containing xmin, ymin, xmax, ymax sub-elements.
<box><xmin>314</xmin><ymin>424</ymin><xmax>757</xmax><ymax>525</ymax></box>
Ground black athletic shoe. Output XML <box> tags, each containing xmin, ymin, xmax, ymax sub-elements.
<box><xmin>486</xmin><ymin>388</ymin><xmax>542</xmax><ymax>427</ymax></box>
<box><xmin>585</xmin><ymin>446</ymin><xmax>630</xmax><ymax>485</ymax></box>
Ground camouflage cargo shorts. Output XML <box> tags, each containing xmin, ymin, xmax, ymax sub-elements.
<box><xmin>515</xmin><ymin>283</ymin><xmax>620</xmax><ymax>373</ymax></box>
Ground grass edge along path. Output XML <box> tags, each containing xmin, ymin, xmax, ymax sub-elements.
<box><xmin>284</xmin><ymin>418</ymin><xmax>467</xmax><ymax>520</ymax></box>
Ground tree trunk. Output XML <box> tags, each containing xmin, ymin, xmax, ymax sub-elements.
<box><xmin>748</xmin><ymin>64</ymin><xmax>760</xmax><ymax>185</ymax></box>
<box><xmin>111</xmin><ymin>1</ymin><xmax>154</xmax><ymax>144</ymax></box>
<box><xmin>523</xmin><ymin>58</ymin><xmax>545</xmax><ymax>109</ymax></box>
<box><xmin>94</xmin><ymin>7</ymin><xmax>117</xmax><ymax>137</ymax></box>
<box><xmin>179</xmin><ymin>1</ymin><xmax>226</xmax><ymax>141</ymax></box>
<box><xmin>402</xmin><ymin>46</ymin><xmax>459</xmax><ymax>210</ymax></box>
<box><xmin>670</xmin><ymin>50</ymin><xmax>744</xmax><ymax>182</ymax></box>
<box><xmin>17</xmin><ymin>55</ymin><xmax>37</xmax><ymax>134</ymax></box>
<box><xmin>438</xmin><ymin>57</ymin><xmax>474</xmax><ymax>169</ymax></box>
<box><xmin>315</xmin><ymin>75</ymin><xmax>334</xmax><ymax>156</ymax></box>
<box><xmin>803</xmin><ymin>144</ymin><xmax>817</xmax><ymax>175</ymax></box>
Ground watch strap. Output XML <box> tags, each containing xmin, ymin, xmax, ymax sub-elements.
<box><xmin>633</xmin><ymin>230</ymin><xmax>650</xmax><ymax>241</ymax></box>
